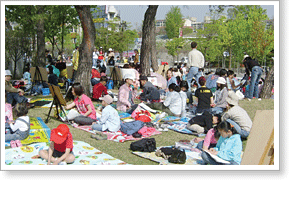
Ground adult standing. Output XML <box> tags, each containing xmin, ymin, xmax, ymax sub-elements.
<box><xmin>72</xmin><ymin>46</ymin><xmax>79</xmax><ymax>81</ymax></box>
<box><xmin>106</xmin><ymin>48</ymin><xmax>114</xmax><ymax>75</ymax></box>
<box><xmin>243</xmin><ymin>55</ymin><xmax>263</xmax><ymax>99</ymax></box>
<box><xmin>186</xmin><ymin>41</ymin><xmax>205</xmax><ymax>91</ymax></box>
<box><xmin>92</xmin><ymin>47</ymin><xmax>99</xmax><ymax>67</ymax></box>
<box><xmin>133</xmin><ymin>49</ymin><xmax>139</xmax><ymax>65</ymax></box>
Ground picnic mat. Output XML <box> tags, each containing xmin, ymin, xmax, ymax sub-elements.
<box><xmin>166</xmin><ymin>118</ymin><xmax>206</xmax><ymax>137</ymax></box>
<box><xmin>72</xmin><ymin>123</ymin><xmax>162</xmax><ymax>143</ymax></box>
<box><xmin>29</xmin><ymin>98</ymin><xmax>53</xmax><ymax>107</ymax></box>
<box><xmin>5</xmin><ymin>117</ymin><xmax>51</xmax><ymax>147</ymax></box>
<box><xmin>5</xmin><ymin>140</ymin><xmax>130</xmax><ymax>165</ymax></box>
<box><xmin>132</xmin><ymin>147</ymin><xmax>203</xmax><ymax>165</ymax></box>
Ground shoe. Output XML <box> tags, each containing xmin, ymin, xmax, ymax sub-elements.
<box><xmin>91</xmin><ymin>134</ymin><xmax>107</xmax><ymax>140</ymax></box>
<box><xmin>58</xmin><ymin>161</ymin><xmax>67</xmax><ymax>165</ymax></box>
<box><xmin>247</xmin><ymin>98</ymin><xmax>252</xmax><ymax>101</ymax></box>
<box><xmin>258</xmin><ymin>98</ymin><xmax>262</xmax><ymax>101</ymax></box>
<box><xmin>15</xmin><ymin>140</ymin><xmax>22</xmax><ymax>147</ymax></box>
<box><xmin>10</xmin><ymin>140</ymin><xmax>17</xmax><ymax>148</ymax></box>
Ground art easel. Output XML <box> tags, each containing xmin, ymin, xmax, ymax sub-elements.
<box><xmin>29</xmin><ymin>67</ymin><xmax>48</xmax><ymax>94</ymax></box>
<box><xmin>45</xmin><ymin>84</ymin><xmax>71</xmax><ymax>124</ymax></box>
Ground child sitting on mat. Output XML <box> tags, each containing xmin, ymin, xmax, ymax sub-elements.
<box><xmin>5</xmin><ymin>103</ymin><xmax>30</xmax><ymax>147</ymax></box>
<box><xmin>191</xmin><ymin>127</ymin><xmax>221</xmax><ymax>152</ymax></box>
<box><xmin>39</xmin><ymin>124</ymin><xmax>75</xmax><ymax>165</ymax></box>
<box><xmin>91</xmin><ymin>95</ymin><xmax>120</xmax><ymax>140</ymax></box>
<box><xmin>200</xmin><ymin>121</ymin><xmax>243</xmax><ymax>165</ymax></box>
<box><xmin>65</xmin><ymin>83</ymin><xmax>97</xmax><ymax>125</ymax></box>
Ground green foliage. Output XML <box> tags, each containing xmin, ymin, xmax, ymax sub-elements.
<box><xmin>195</xmin><ymin>5</ymin><xmax>274</xmax><ymax>66</ymax></box>
<box><xmin>165</xmin><ymin>6</ymin><xmax>184</xmax><ymax>39</ymax></box>
<box><xmin>165</xmin><ymin>37</ymin><xmax>187</xmax><ymax>59</ymax></box>
<box><xmin>95</xmin><ymin>22</ymin><xmax>138</xmax><ymax>55</ymax></box>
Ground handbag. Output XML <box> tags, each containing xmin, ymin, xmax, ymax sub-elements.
<box><xmin>130</xmin><ymin>138</ymin><xmax>156</xmax><ymax>152</ymax></box>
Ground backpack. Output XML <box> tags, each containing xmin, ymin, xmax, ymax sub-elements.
<box><xmin>130</xmin><ymin>138</ymin><xmax>156</xmax><ymax>152</ymax></box>
<box><xmin>168</xmin><ymin>148</ymin><xmax>186</xmax><ymax>164</ymax></box>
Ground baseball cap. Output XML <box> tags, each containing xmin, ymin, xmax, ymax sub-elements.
<box><xmin>50</xmin><ymin>124</ymin><xmax>69</xmax><ymax>144</ymax></box>
<box><xmin>100</xmin><ymin>95</ymin><xmax>113</xmax><ymax>104</ymax></box>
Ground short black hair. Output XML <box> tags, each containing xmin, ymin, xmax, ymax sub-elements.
<box><xmin>217</xmin><ymin>121</ymin><xmax>238</xmax><ymax>135</ymax></box>
<box><xmin>72</xmin><ymin>82</ymin><xmax>84</xmax><ymax>96</ymax></box>
<box><xmin>180</xmin><ymin>80</ymin><xmax>189</xmax><ymax>91</ymax></box>
<box><xmin>100</xmin><ymin>76</ymin><xmax>107</xmax><ymax>83</ymax></box>
<box><xmin>168</xmin><ymin>83</ymin><xmax>177</xmax><ymax>91</ymax></box>
<box><xmin>191</xmin><ymin>41</ymin><xmax>197</xmax><ymax>48</ymax></box>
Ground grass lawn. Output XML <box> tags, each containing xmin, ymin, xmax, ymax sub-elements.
<box><xmin>26</xmin><ymin>89</ymin><xmax>274</xmax><ymax>165</ymax></box>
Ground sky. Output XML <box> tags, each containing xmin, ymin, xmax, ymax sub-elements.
<box><xmin>113</xmin><ymin>5</ymin><xmax>274</xmax><ymax>30</ymax></box>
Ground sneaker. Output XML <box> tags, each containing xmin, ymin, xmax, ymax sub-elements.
<box><xmin>247</xmin><ymin>98</ymin><xmax>252</xmax><ymax>101</ymax></box>
<box><xmin>258</xmin><ymin>98</ymin><xmax>262</xmax><ymax>101</ymax></box>
<box><xmin>58</xmin><ymin>161</ymin><xmax>67</xmax><ymax>165</ymax></box>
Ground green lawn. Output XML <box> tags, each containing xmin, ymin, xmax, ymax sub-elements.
<box><xmin>26</xmin><ymin>90</ymin><xmax>274</xmax><ymax>165</ymax></box>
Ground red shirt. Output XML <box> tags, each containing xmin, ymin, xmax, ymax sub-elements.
<box><xmin>53</xmin><ymin>132</ymin><xmax>73</xmax><ymax>152</ymax></box>
<box><xmin>91</xmin><ymin>68</ymin><xmax>101</xmax><ymax>79</ymax></box>
<box><xmin>93</xmin><ymin>82</ymin><xmax>108</xmax><ymax>99</ymax></box>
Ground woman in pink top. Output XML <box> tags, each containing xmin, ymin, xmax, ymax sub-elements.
<box><xmin>192</xmin><ymin>127</ymin><xmax>221</xmax><ymax>152</ymax></box>
<box><xmin>65</xmin><ymin>83</ymin><xmax>97</xmax><ymax>125</ymax></box>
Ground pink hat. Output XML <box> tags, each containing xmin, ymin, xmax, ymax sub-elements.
<box><xmin>101</xmin><ymin>95</ymin><xmax>113</xmax><ymax>104</ymax></box>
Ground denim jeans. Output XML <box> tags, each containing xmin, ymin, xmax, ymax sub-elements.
<box><xmin>226</xmin><ymin>119</ymin><xmax>250</xmax><ymax>139</ymax></box>
<box><xmin>249</xmin><ymin>66</ymin><xmax>263</xmax><ymax>99</ymax></box>
<box><xmin>5</xmin><ymin>125</ymin><xmax>29</xmax><ymax>141</ymax></box>
<box><xmin>186</xmin><ymin>67</ymin><xmax>202</xmax><ymax>91</ymax></box>
<box><xmin>93</xmin><ymin>58</ymin><xmax>98</xmax><ymax>67</ymax></box>
<box><xmin>6</xmin><ymin>92</ymin><xmax>28</xmax><ymax>106</ymax></box>
<box><xmin>92</xmin><ymin>123</ymin><xmax>104</xmax><ymax>132</ymax></box>
<box><xmin>210</xmin><ymin>107</ymin><xmax>224</xmax><ymax>115</ymax></box>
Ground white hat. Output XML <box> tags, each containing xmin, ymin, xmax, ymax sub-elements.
<box><xmin>216</xmin><ymin>77</ymin><xmax>226</xmax><ymax>84</ymax></box>
<box><xmin>108</xmin><ymin>48</ymin><xmax>113</xmax><ymax>51</ymax></box>
<box><xmin>5</xmin><ymin>70</ymin><xmax>12</xmax><ymax>76</ymax></box>
<box><xmin>226</xmin><ymin>91</ymin><xmax>239</xmax><ymax>106</ymax></box>
<box><xmin>123</xmin><ymin>73</ymin><xmax>134</xmax><ymax>80</ymax></box>
<box><xmin>244</xmin><ymin>55</ymin><xmax>249</xmax><ymax>59</ymax></box>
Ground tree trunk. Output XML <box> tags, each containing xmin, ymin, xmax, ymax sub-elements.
<box><xmin>36</xmin><ymin>5</ymin><xmax>46</xmax><ymax>68</ymax></box>
<box><xmin>75</xmin><ymin>5</ymin><xmax>96</xmax><ymax>97</ymax></box>
<box><xmin>140</xmin><ymin>5</ymin><xmax>158</xmax><ymax>76</ymax></box>
<box><xmin>260</xmin><ymin>66</ymin><xmax>274</xmax><ymax>99</ymax></box>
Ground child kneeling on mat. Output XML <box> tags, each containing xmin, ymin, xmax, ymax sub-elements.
<box><xmin>39</xmin><ymin>124</ymin><xmax>75</xmax><ymax>165</ymax></box>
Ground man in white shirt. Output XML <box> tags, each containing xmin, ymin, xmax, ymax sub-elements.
<box><xmin>186</xmin><ymin>42</ymin><xmax>205</xmax><ymax>91</ymax></box>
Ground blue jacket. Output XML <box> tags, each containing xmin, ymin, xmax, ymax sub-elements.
<box><xmin>214</xmin><ymin>134</ymin><xmax>242</xmax><ymax>164</ymax></box>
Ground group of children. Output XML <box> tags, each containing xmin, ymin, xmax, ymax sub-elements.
<box><xmin>5</xmin><ymin>60</ymin><xmax>256</xmax><ymax>165</ymax></box>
